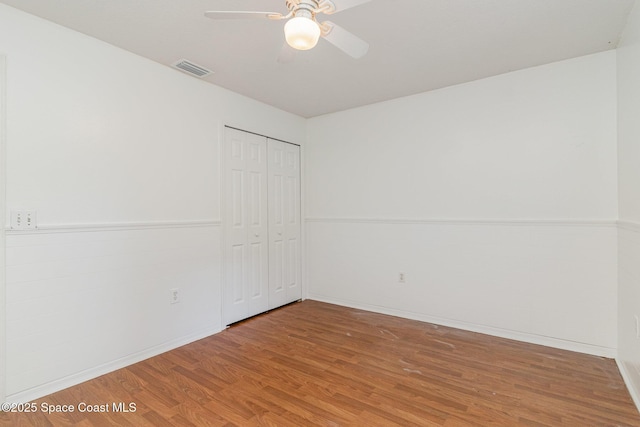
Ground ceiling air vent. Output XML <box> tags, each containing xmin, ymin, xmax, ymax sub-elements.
<box><xmin>171</xmin><ymin>59</ymin><xmax>213</xmax><ymax>78</ymax></box>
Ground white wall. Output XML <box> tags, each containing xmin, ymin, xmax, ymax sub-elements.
<box><xmin>0</xmin><ymin>4</ymin><xmax>306</xmax><ymax>401</ymax></box>
<box><xmin>306</xmin><ymin>52</ymin><xmax>619</xmax><ymax>355</ymax></box>
<box><xmin>617</xmin><ymin>0</ymin><xmax>640</xmax><ymax>409</ymax></box>
<box><xmin>0</xmin><ymin>54</ymin><xmax>6</xmax><ymax>402</ymax></box>
<box><xmin>0</xmin><ymin>0</ymin><xmax>628</xmax><ymax>403</ymax></box>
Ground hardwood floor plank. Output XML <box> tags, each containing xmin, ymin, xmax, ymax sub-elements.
<box><xmin>145</xmin><ymin>410</ymin><xmax>180</xmax><ymax>426</ymax></box>
<box><xmin>2</xmin><ymin>300</ymin><xmax>639</xmax><ymax>426</ymax></box>
<box><xmin>172</xmin><ymin>399</ymin><xmax>232</xmax><ymax>427</ymax></box>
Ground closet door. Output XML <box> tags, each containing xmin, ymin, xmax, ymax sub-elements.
<box><xmin>223</xmin><ymin>128</ymin><xmax>269</xmax><ymax>325</ymax></box>
<box><xmin>268</xmin><ymin>139</ymin><xmax>301</xmax><ymax>309</ymax></box>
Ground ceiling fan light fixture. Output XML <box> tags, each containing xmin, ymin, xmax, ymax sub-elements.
<box><xmin>284</xmin><ymin>16</ymin><xmax>321</xmax><ymax>50</ymax></box>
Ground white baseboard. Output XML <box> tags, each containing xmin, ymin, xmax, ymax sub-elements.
<box><xmin>308</xmin><ymin>294</ymin><xmax>617</xmax><ymax>358</ymax></box>
<box><xmin>617</xmin><ymin>359</ymin><xmax>640</xmax><ymax>413</ymax></box>
<box><xmin>5</xmin><ymin>326</ymin><xmax>224</xmax><ymax>403</ymax></box>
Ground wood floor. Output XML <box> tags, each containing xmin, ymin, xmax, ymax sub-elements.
<box><xmin>2</xmin><ymin>300</ymin><xmax>639</xmax><ymax>426</ymax></box>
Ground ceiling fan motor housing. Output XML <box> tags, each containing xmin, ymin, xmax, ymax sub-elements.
<box><xmin>287</xmin><ymin>0</ymin><xmax>320</xmax><ymax>18</ymax></box>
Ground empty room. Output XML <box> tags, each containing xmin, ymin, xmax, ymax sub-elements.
<box><xmin>1</xmin><ymin>0</ymin><xmax>640</xmax><ymax>425</ymax></box>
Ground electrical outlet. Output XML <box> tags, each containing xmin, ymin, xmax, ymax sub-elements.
<box><xmin>399</xmin><ymin>273</ymin><xmax>406</xmax><ymax>283</ymax></box>
<box><xmin>170</xmin><ymin>288</ymin><xmax>180</xmax><ymax>304</ymax></box>
<box><xmin>10</xmin><ymin>210</ymin><xmax>37</xmax><ymax>230</ymax></box>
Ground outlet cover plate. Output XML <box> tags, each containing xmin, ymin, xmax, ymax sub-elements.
<box><xmin>170</xmin><ymin>288</ymin><xmax>180</xmax><ymax>304</ymax></box>
<box><xmin>10</xmin><ymin>210</ymin><xmax>37</xmax><ymax>230</ymax></box>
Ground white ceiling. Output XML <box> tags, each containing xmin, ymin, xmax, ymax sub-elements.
<box><xmin>1</xmin><ymin>0</ymin><xmax>635</xmax><ymax>117</ymax></box>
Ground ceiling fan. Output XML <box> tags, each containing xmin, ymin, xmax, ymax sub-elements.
<box><xmin>204</xmin><ymin>0</ymin><xmax>371</xmax><ymax>60</ymax></box>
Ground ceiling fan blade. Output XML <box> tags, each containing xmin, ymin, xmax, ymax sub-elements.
<box><xmin>277</xmin><ymin>43</ymin><xmax>297</xmax><ymax>64</ymax></box>
<box><xmin>321</xmin><ymin>21</ymin><xmax>369</xmax><ymax>58</ymax></box>
<box><xmin>204</xmin><ymin>11</ymin><xmax>284</xmax><ymax>20</ymax></box>
<box><xmin>322</xmin><ymin>0</ymin><xmax>372</xmax><ymax>14</ymax></box>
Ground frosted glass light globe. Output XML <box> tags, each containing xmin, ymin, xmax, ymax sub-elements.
<box><xmin>284</xmin><ymin>17</ymin><xmax>321</xmax><ymax>50</ymax></box>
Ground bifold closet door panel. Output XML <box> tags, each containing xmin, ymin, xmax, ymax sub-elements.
<box><xmin>223</xmin><ymin>128</ymin><xmax>269</xmax><ymax>325</ymax></box>
<box><xmin>268</xmin><ymin>139</ymin><xmax>302</xmax><ymax>309</ymax></box>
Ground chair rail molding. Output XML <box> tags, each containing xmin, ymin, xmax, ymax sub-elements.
<box><xmin>4</xmin><ymin>219</ymin><xmax>221</xmax><ymax>235</ymax></box>
<box><xmin>305</xmin><ymin>217</ymin><xmax>618</xmax><ymax>227</ymax></box>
